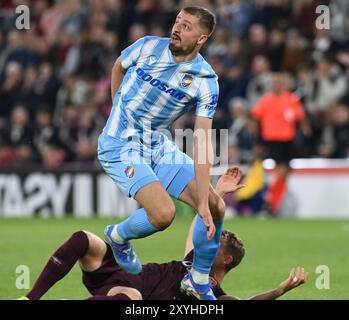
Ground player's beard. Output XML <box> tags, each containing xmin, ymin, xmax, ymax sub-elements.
<box><xmin>169</xmin><ymin>40</ymin><xmax>198</xmax><ymax>57</ymax></box>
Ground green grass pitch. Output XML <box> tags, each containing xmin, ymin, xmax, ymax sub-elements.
<box><xmin>1</xmin><ymin>213</ymin><xmax>349</xmax><ymax>300</ymax></box>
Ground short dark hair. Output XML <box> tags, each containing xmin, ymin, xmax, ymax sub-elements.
<box><xmin>221</xmin><ymin>230</ymin><xmax>245</xmax><ymax>271</ymax></box>
<box><xmin>182</xmin><ymin>6</ymin><xmax>216</xmax><ymax>36</ymax></box>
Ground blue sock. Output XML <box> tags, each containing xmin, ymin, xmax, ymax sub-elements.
<box><xmin>116</xmin><ymin>208</ymin><xmax>159</xmax><ymax>241</ymax></box>
<box><xmin>192</xmin><ymin>215</ymin><xmax>223</xmax><ymax>274</ymax></box>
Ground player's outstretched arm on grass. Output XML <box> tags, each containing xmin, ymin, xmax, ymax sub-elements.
<box><xmin>183</xmin><ymin>166</ymin><xmax>245</xmax><ymax>257</ymax></box>
<box><xmin>111</xmin><ymin>56</ymin><xmax>125</xmax><ymax>100</ymax></box>
<box><xmin>218</xmin><ymin>267</ymin><xmax>309</xmax><ymax>300</ymax></box>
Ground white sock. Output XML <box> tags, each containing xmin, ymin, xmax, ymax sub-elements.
<box><xmin>111</xmin><ymin>225</ymin><xmax>126</xmax><ymax>244</ymax></box>
<box><xmin>190</xmin><ymin>268</ymin><xmax>209</xmax><ymax>285</ymax></box>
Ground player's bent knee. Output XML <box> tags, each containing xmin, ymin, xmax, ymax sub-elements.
<box><xmin>156</xmin><ymin>215</ymin><xmax>175</xmax><ymax>231</ymax></box>
<box><xmin>107</xmin><ymin>286</ymin><xmax>142</xmax><ymax>300</ymax></box>
<box><xmin>70</xmin><ymin>230</ymin><xmax>89</xmax><ymax>247</ymax></box>
<box><xmin>154</xmin><ymin>204</ymin><xmax>176</xmax><ymax>230</ymax></box>
<box><xmin>73</xmin><ymin>230</ymin><xmax>87</xmax><ymax>238</ymax></box>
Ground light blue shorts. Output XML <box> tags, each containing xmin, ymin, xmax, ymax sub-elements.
<box><xmin>98</xmin><ymin>133</ymin><xmax>195</xmax><ymax>199</ymax></box>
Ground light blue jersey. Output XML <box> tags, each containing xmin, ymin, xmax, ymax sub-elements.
<box><xmin>99</xmin><ymin>32</ymin><xmax>224</xmax><ymax>293</ymax></box>
<box><xmin>98</xmin><ymin>36</ymin><xmax>219</xmax><ymax>198</ymax></box>
<box><xmin>103</xmin><ymin>36</ymin><xmax>219</xmax><ymax>143</ymax></box>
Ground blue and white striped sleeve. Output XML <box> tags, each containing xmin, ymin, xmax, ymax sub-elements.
<box><xmin>195</xmin><ymin>77</ymin><xmax>219</xmax><ymax>119</ymax></box>
<box><xmin>121</xmin><ymin>36</ymin><xmax>147</xmax><ymax>70</ymax></box>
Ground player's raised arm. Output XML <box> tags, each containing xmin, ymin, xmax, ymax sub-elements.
<box><xmin>111</xmin><ymin>56</ymin><xmax>125</xmax><ymax>100</ymax></box>
<box><xmin>194</xmin><ymin>116</ymin><xmax>215</xmax><ymax>240</ymax></box>
<box><xmin>248</xmin><ymin>266</ymin><xmax>309</xmax><ymax>300</ymax></box>
<box><xmin>218</xmin><ymin>267</ymin><xmax>309</xmax><ymax>300</ymax></box>
<box><xmin>215</xmin><ymin>167</ymin><xmax>245</xmax><ymax>198</ymax></box>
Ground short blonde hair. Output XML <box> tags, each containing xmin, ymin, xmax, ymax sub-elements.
<box><xmin>221</xmin><ymin>230</ymin><xmax>246</xmax><ymax>271</ymax></box>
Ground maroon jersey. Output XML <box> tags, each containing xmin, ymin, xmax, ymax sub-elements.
<box><xmin>82</xmin><ymin>247</ymin><xmax>226</xmax><ymax>300</ymax></box>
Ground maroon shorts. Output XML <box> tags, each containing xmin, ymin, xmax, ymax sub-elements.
<box><xmin>82</xmin><ymin>245</ymin><xmax>143</xmax><ymax>296</ymax></box>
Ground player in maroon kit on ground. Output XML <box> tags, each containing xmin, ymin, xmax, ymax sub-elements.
<box><xmin>18</xmin><ymin>167</ymin><xmax>308</xmax><ymax>300</ymax></box>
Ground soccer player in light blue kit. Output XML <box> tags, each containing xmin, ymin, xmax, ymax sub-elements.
<box><xmin>98</xmin><ymin>6</ymin><xmax>225</xmax><ymax>300</ymax></box>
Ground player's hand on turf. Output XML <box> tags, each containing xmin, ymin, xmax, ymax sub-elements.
<box><xmin>215</xmin><ymin>167</ymin><xmax>245</xmax><ymax>197</ymax></box>
<box><xmin>278</xmin><ymin>267</ymin><xmax>309</xmax><ymax>294</ymax></box>
<box><xmin>198</xmin><ymin>205</ymin><xmax>216</xmax><ymax>240</ymax></box>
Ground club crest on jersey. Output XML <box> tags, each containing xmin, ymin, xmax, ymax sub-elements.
<box><xmin>124</xmin><ymin>166</ymin><xmax>135</xmax><ymax>178</ymax></box>
<box><xmin>148</xmin><ymin>55</ymin><xmax>157</xmax><ymax>65</ymax></box>
<box><xmin>180</xmin><ymin>74</ymin><xmax>193</xmax><ymax>89</ymax></box>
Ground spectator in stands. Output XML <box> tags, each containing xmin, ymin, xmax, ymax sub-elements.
<box><xmin>1</xmin><ymin>30</ymin><xmax>28</xmax><ymax>68</ymax></box>
<box><xmin>247</xmin><ymin>24</ymin><xmax>269</xmax><ymax>62</ymax></box>
<box><xmin>267</xmin><ymin>28</ymin><xmax>285</xmax><ymax>72</ymax></box>
<box><xmin>328</xmin><ymin>0</ymin><xmax>349</xmax><ymax>42</ymax></box>
<box><xmin>217</xmin><ymin>0</ymin><xmax>254</xmax><ymax>37</ymax></box>
<box><xmin>33</xmin><ymin>108</ymin><xmax>65</xmax><ymax>167</ymax></box>
<box><xmin>35</xmin><ymin>62</ymin><xmax>61</xmax><ymax>111</ymax></box>
<box><xmin>205</xmin><ymin>27</ymin><xmax>229</xmax><ymax>62</ymax></box>
<box><xmin>102</xmin><ymin>30</ymin><xmax>119</xmax><ymax>70</ymax></box>
<box><xmin>92</xmin><ymin>69</ymin><xmax>112</xmax><ymax>119</ymax></box>
<box><xmin>17</xmin><ymin>66</ymin><xmax>39</xmax><ymax>121</ymax></box>
<box><xmin>58</xmin><ymin>0</ymin><xmax>88</xmax><ymax>40</ymax></box>
<box><xmin>0</xmin><ymin>117</ymin><xmax>12</xmax><ymax>167</ymax></box>
<box><xmin>225</xmin><ymin>36</ymin><xmax>248</xmax><ymax>68</ymax></box>
<box><xmin>291</xmin><ymin>0</ymin><xmax>320</xmax><ymax>39</ymax></box>
<box><xmin>7</xmin><ymin>106</ymin><xmax>35</xmax><ymax>166</ymax></box>
<box><xmin>0</xmin><ymin>61</ymin><xmax>23</xmax><ymax>121</ymax></box>
<box><xmin>212</xmin><ymin>57</ymin><xmax>249</xmax><ymax>112</ymax></box>
<box><xmin>58</xmin><ymin>105</ymin><xmax>79</xmax><ymax>162</ymax></box>
<box><xmin>52</xmin><ymin>30</ymin><xmax>80</xmax><ymax>79</ymax></box>
<box><xmin>75</xmin><ymin>105</ymin><xmax>103</xmax><ymax>162</ymax></box>
<box><xmin>318</xmin><ymin>102</ymin><xmax>349</xmax><ymax>159</ymax></box>
<box><xmin>54</xmin><ymin>74</ymin><xmax>91</xmax><ymax>127</ymax></box>
<box><xmin>77</xmin><ymin>24</ymin><xmax>108</xmax><ymax>79</ymax></box>
<box><xmin>127</xmin><ymin>23</ymin><xmax>147</xmax><ymax>45</ymax></box>
<box><xmin>246</xmin><ymin>55</ymin><xmax>272</xmax><ymax>110</ymax></box>
<box><xmin>228</xmin><ymin>97</ymin><xmax>259</xmax><ymax>164</ymax></box>
<box><xmin>311</xmin><ymin>28</ymin><xmax>333</xmax><ymax>62</ymax></box>
<box><xmin>301</xmin><ymin>57</ymin><xmax>348</xmax><ymax>117</ymax></box>
<box><xmin>282</xmin><ymin>29</ymin><xmax>309</xmax><ymax>75</ymax></box>
<box><xmin>38</xmin><ymin>0</ymin><xmax>67</xmax><ymax>46</ymax></box>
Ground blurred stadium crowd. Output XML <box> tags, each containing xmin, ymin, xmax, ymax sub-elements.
<box><xmin>1</xmin><ymin>0</ymin><xmax>349</xmax><ymax>169</ymax></box>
